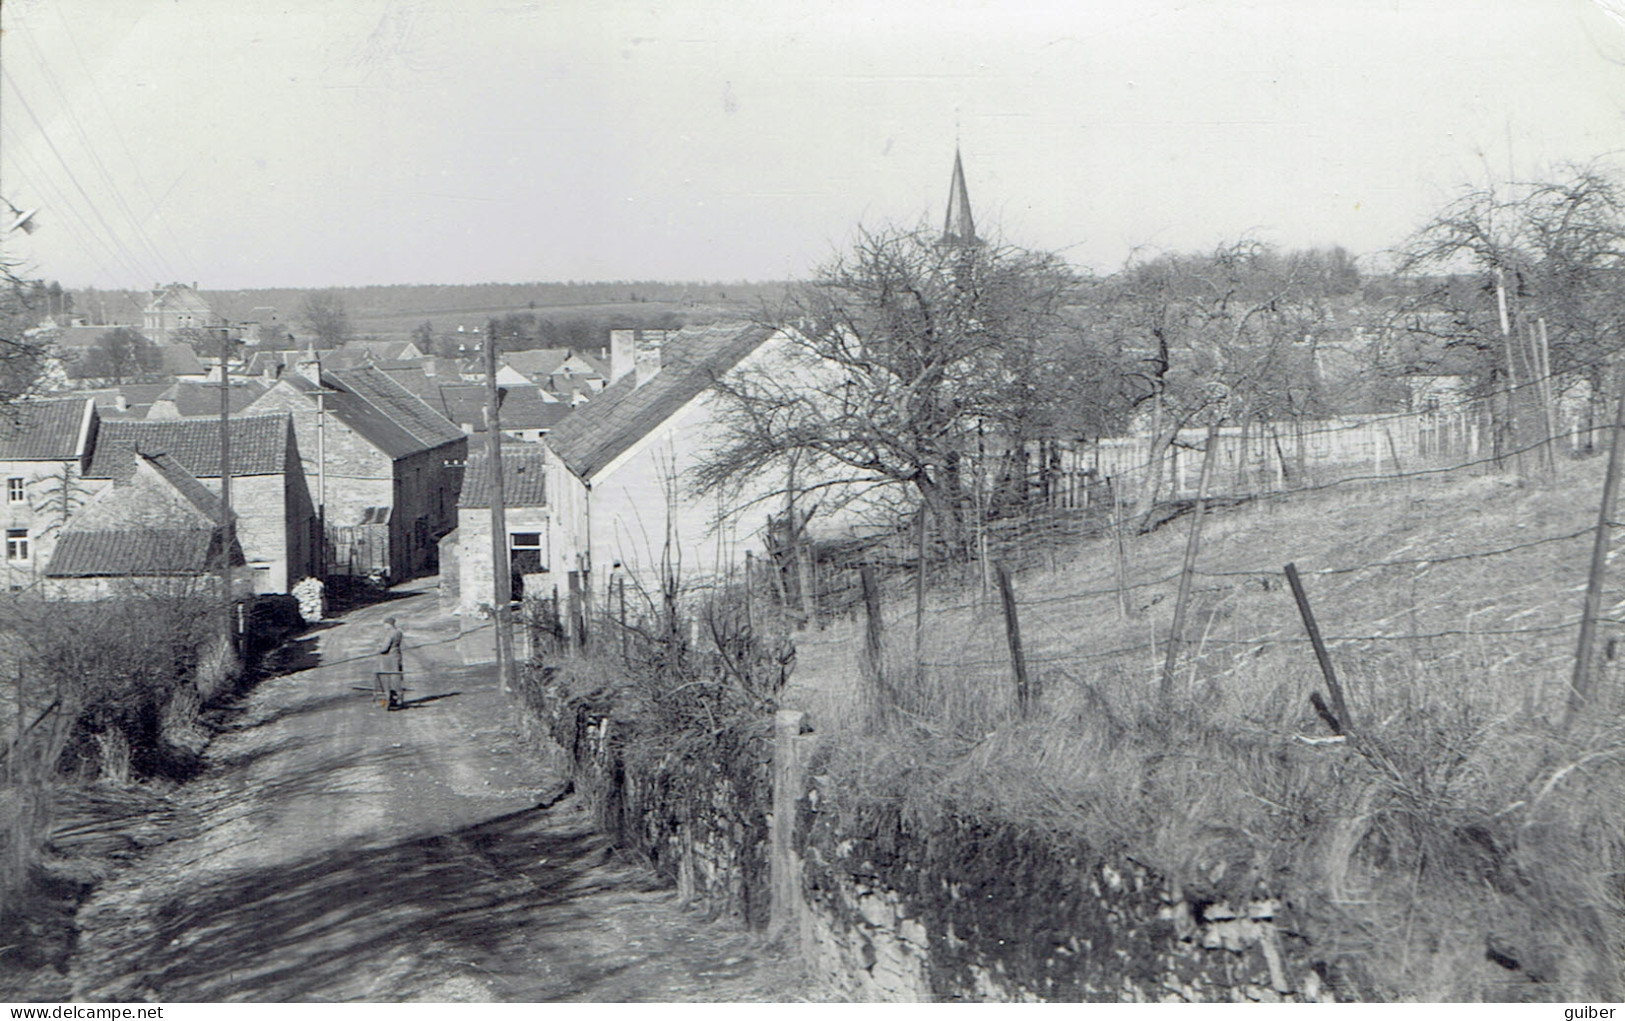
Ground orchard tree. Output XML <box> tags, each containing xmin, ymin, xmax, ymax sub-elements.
<box><xmin>695</xmin><ymin>225</ymin><xmax>1114</xmax><ymax>549</ymax></box>
<box><xmin>1094</xmin><ymin>241</ymin><xmax>1351</xmax><ymax>512</ymax></box>
<box><xmin>1396</xmin><ymin>165</ymin><xmax>1625</xmax><ymax>453</ymax></box>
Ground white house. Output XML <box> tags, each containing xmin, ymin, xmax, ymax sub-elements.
<box><xmin>541</xmin><ymin>322</ymin><xmax>847</xmax><ymax>609</ymax></box>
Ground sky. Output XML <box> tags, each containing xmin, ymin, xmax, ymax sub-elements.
<box><xmin>2</xmin><ymin>0</ymin><xmax>1625</xmax><ymax>290</ymax></box>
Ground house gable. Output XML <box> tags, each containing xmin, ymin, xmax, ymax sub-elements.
<box><xmin>544</xmin><ymin>323</ymin><xmax>773</xmax><ymax>485</ymax></box>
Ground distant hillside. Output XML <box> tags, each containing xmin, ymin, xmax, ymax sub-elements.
<box><xmin>68</xmin><ymin>281</ymin><xmax>794</xmax><ymax>340</ymax></box>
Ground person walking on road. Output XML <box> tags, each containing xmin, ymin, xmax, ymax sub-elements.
<box><xmin>378</xmin><ymin>616</ymin><xmax>405</xmax><ymax>710</ymax></box>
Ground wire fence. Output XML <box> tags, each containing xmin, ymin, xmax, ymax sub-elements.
<box><xmin>734</xmin><ymin>372</ymin><xmax>1625</xmax><ymax>728</ymax></box>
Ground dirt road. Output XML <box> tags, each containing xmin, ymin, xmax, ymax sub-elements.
<box><xmin>66</xmin><ymin>578</ymin><xmax>806</xmax><ymax>1002</ymax></box>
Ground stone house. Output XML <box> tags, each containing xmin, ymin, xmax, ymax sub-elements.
<box><xmin>243</xmin><ymin>360</ymin><xmax>466</xmax><ymax>582</ymax></box>
<box><xmin>0</xmin><ymin>396</ymin><xmax>99</xmax><ymax>591</ymax></box>
<box><xmin>83</xmin><ymin>414</ymin><xmax>316</xmax><ymax>594</ymax></box>
<box><xmin>451</xmin><ymin>444</ymin><xmax>549</xmax><ymax>619</ymax></box>
<box><xmin>42</xmin><ymin>449</ymin><xmax>247</xmax><ymax>601</ymax></box>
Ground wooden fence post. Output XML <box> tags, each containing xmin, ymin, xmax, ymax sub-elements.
<box><xmin>995</xmin><ymin>563</ymin><xmax>1034</xmax><ymax>714</ymax></box>
<box><xmin>1537</xmin><ymin>318</ymin><xmax>1558</xmax><ymax>478</ymax></box>
<box><xmin>1567</xmin><ymin>362</ymin><xmax>1625</xmax><ymax>729</ymax></box>
<box><xmin>617</xmin><ymin>575</ymin><xmax>628</xmax><ymax>663</ymax></box>
<box><xmin>1283</xmin><ymin>562</ymin><xmax>1355</xmax><ymax>734</ymax></box>
<box><xmin>745</xmin><ymin>550</ymin><xmax>756</xmax><ymax>636</ymax></box>
<box><xmin>1159</xmin><ymin>424</ymin><xmax>1219</xmax><ymax>705</ymax></box>
<box><xmin>567</xmin><ymin>571</ymin><xmax>583</xmax><ymax>653</ymax></box>
<box><xmin>860</xmin><ymin>565</ymin><xmax>886</xmax><ymax>725</ymax></box>
<box><xmin>1111</xmin><ymin>477</ymin><xmax>1132</xmax><ymax>619</ymax></box>
<box><xmin>915</xmin><ymin>504</ymin><xmax>928</xmax><ymax>663</ymax></box>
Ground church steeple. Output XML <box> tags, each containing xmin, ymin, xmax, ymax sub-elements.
<box><xmin>941</xmin><ymin>147</ymin><xmax>979</xmax><ymax>247</ymax></box>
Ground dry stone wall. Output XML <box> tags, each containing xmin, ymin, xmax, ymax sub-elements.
<box><xmin>522</xmin><ymin>666</ymin><xmax>774</xmax><ymax>926</ymax></box>
<box><xmin>525</xmin><ymin>682</ymin><xmax>1343</xmax><ymax>1002</ymax></box>
<box><xmin>792</xmin><ymin>777</ymin><xmax>1332</xmax><ymax>1002</ymax></box>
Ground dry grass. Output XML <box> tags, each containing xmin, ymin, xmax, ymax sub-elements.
<box><xmin>783</xmin><ymin>460</ymin><xmax>1625</xmax><ymax>1001</ymax></box>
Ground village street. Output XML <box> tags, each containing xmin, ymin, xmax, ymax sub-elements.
<box><xmin>63</xmin><ymin>577</ymin><xmax>805</xmax><ymax>1002</ymax></box>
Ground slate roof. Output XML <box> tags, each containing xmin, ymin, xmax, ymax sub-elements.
<box><xmin>501</xmin><ymin>348</ymin><xmax>572</xmax><ymax>379</ymax></box>
<box><xmin>158</xmin><ymin>344</ymin><xmax>206</xmax><ymax>375</ymax></box>
<box><xmin>139</xmin><ymin>451</ymin><xmax>227</xmax><ymax>519</ymax></box>
<box><xmin>0</xmin><ymin>397</ymin><xmax>93</xmax><ymax>460</ymax></box>
<box><xmin>244</xmin><ymin>350</ymin><xmax>304</xmax><ymax>378</ymax></box>
<box><xmin>86</xmin><ymin>414</ymin><xmax>291</xmax><ymax>479</ymax></box>
<box><xmin>375</xmin><ymin>364</ymin><xmax>434</xmax><ymax>398</ymax></box>
<box><xmin>458</xmin><ymin>446</ymin><xmax>548</xmax><ymax>508</ymax></box>
<box><xmin>153</xmin><ymin>379</ymin><xmax>268</xmax><ymax>416</ymax></box>
<box><xmin>324</xmin><ymin>365</ymin><xmax>465</xmax><ymax>451</ymax></box>
<box><xmin>545</xmin><ymin>323</ymin><xmax>772</xmax><ymax>481</ymax></box>
<box><xmin>277</xmin><ymin>373</ymin><xmax>420</xmax><ymax>460</ymax></box>
<box><xmin>46</xmin><ymin>528</ymin><xmax>242</xmax><ymax>577</ymax></box>
<box><xmin>495</xmin><ymin>385</ymin><xmax>568</xmax><ymax>431</ymax></box>
<box><xmin>118</xmin><ymin>383</ymin><xmax>171</xmax><ymax>417</ymax></box>
<box><xmin>434</xmin><ymin>384</ymin><xmax>487</xmax><ymax>430</ymax></box>
<box><xmin>323</xmin><ymin>340</ymin><xmax>420</xmax><ymax>370</ymax></box>
<box><xmin>434</xmin><ymin>384</ymin><xmax>566</xmax><ymax>432</ymax></box>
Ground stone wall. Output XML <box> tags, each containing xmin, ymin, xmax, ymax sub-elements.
<box><xmin>530</xmin><ymin>690</ymin><xmax>1343</xmax><ymax>1003</ymax></box>
<box><xmin>791</xmin><ymin>773</ymin><xmax>1331</xmax><ymax>1002</ymax></box>
<box><xmin>521</xmin><ymin>665</ymin><xmax>775</xmax><ymax>926</ymax></box>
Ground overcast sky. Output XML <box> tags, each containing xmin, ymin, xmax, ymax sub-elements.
<box><xmin>2</xmin><ymin>0</ymin><xmax>1624</xmax><ymax>290</ymax></box>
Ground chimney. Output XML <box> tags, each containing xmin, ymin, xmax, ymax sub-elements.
<box><xmin>295</xmin><ymin>345</ymin><xmax>322</xmax><ymax>385</ymax></box>
<box><xmin>633</xmin><ymin>330</ymin><xmax>664</xmax><ymax>388</ymax></box>
<box><xmin>609</xmin><ymin>329</ymin><xmax>636</xmax><ymax>385</ymax></box>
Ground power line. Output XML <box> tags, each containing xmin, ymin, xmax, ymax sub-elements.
<box><xmin>1</xmin><ymin>67</ymin><xmax>159</xmax><ymax>284</ymax></box>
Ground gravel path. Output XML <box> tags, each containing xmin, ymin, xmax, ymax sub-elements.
<box><xmin>65</xmin><ymin>578</ymin><xmax>807</xmax><ymax>1002</ymax></box>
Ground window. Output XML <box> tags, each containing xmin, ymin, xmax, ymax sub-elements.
<box><xmin>6</xmin><ymin>529</ymin><xmax>28</xmax><ymax>562</ymax></box>
<box><xmin>509</xmin><ymin>531</ymin><xmax>544</xmax><ymax>574</ymax></box>
<box><xmin>6</xmin><ymin>477</ymin><xmax>23</xmax><ymax>503</ymax></box>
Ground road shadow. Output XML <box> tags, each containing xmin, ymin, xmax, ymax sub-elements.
<box><xmin>83</xmin><ymin>802</ymin><xmax>648</xmax><ymax>1002</ymax></box>
<box><xmin>392</xmin><ymin>692</ymin><xmax>462</xmax><ymax>711</ymax></box>
<box><xmin>323</xmin><ymin>580</ymin><xmax>423</xmax><ymax>617</ymax></box>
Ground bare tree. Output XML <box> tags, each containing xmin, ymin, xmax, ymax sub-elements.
<box><xmin>73</xmin><ymin>326</ymin><xmax>162</xmax><ymax>384</ymax></box>
<box><xmin>695</xmin><ymin>226</ymin><xmax>1101</xmax><ymax>549</ymax></box>
<box><xmin>299</xmin><ymin>289</ymin><xmax>354</xmax><ymax>349</ymax></box>
<box><xmin>1395</xmin><ymin>165</ymin><xmax>1625</xmax><ymax>453</ymax></box>
<box><xmin>1096</xmin><ymin>240</ymin><xmax>1348</xmax><ymax>513</ymax></box>
<box><xmin>0</xmin><ymin>271</ymin><xmax>52</xmax><ymax>410</ymax></box>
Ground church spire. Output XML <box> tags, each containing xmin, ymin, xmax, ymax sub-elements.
<box><xmin>941</xmin><ymin>147</ymin><xmax>979</xmax><ymax>246</ymax></box>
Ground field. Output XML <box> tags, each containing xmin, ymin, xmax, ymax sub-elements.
<box><xmin>785</xmin><ymin>456</ymin><xmax>1625</xmax><ymax>1000</ymax></box>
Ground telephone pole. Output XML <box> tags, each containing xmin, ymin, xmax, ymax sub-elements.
<box><xmin>214</xmin><ymin>327</ymin><xmax>238</xmax><ymax>655</ymax></box>
<box><xmin>484</xmin><ymin>321</ymin><xmax>515</xmax><ymax>692</ymax></box>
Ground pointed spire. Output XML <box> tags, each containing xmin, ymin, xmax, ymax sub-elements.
<box><xmin>942</xmin><ymin>147</ymin><xmax>979</xmax><ymax>247</ymax></box>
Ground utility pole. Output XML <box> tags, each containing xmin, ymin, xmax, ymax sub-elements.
<box><xmin>484</xmin><ymin>321</ymin><xmax>515</xmax><ymax>693</ymax></box>
<box><xmin>215</xmin><ymin>327</ymin><xmax>237</xmax><ymax>655</ymax></box>
<box><xmin>316</xmin><ymin>386</ymin><xmax>327</xmax><ymax>576</ymax></box>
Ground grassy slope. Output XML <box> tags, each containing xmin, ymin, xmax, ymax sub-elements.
<box><xmin>786</xmin><ymin>459</ymin><xmax>1625</xmax><ymax>1001</ymax></box>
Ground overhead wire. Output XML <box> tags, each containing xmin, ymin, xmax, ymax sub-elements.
<box><xmin>1</xmin><ymin>66</ymin><xmax>162</xmax><ymax>285</ymax></box>
<box><xmin>44</xmin><ymin>5</ymin><xmax>198</xmax><ymax>285</ymax></box>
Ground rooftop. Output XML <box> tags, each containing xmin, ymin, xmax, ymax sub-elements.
<box><xmin>86</xmin><ymin>414</ymin><xmax>292</xmax><ymax>479</ymax></box>
<box><xmin>545</xmin><ymin>322</ymin><xmax>772</xmax><ymax>481</ymax></box>
<box><xmin>0</xmin><ymin>397</ymin><xmax>94</xmax><ymax>461</ymax></box>
<box><xmin>459</xmin><ymin>445</ymin><xmax>548</xmax><ymax>508</ymax></box>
